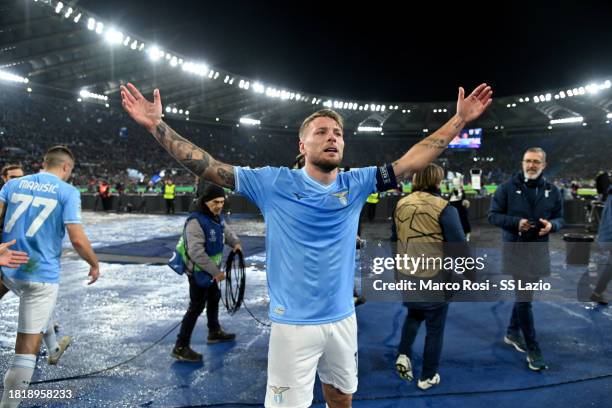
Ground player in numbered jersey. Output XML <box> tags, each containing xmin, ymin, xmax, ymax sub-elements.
<box><xmin>121</xmin><ymin>82</ymin><xmax>492</xmax><ymax>408</ymax></box>
<box><xmin>0</xmin><ymin>146</ymin><xmax>100</xmax><ymax>408</ymax></box>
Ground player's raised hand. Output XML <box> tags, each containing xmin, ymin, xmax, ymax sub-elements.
<box><xmin>120</xmin><ymin>83</ymin><xmax>162</xmax><ymax>133</ymax></box>
<box><xmin>456</xmin><ymin>83</ymin><xmax>493</xmax><ymax>123</ymax></box>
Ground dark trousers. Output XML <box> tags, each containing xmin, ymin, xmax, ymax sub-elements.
<box><xmin>507</xmin><ymin>288</ymin><xmax>538</xmax><ymax>351</ymax></box>
<box><xmin>366</xmin><ymin>203</ymin><xmax>377</xmax><ymax>222</ymax></box>
<box><xmin>594</xmin><ymin>254</ymin><xmax>612</xmax><ymax>295</ymax></box>
<box><xmin>165</xmin><ymin>198</ymin><xmax>175</xmax><ymax>214</ymax></box>
<box><xmin>398</xmin><ymin>303</ymin><xmax>449</xmax><ymax>379</ymax></box>
<box><xmin>176</xmin><ymin>277</ymin><xmax>221</xmax><ymax>347</ymax></box>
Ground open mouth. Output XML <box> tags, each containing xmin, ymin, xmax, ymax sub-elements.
<box><xmin>324</xmin><ymin>147</ymin><xmax>338</xmax><ymax>153</ymax></box>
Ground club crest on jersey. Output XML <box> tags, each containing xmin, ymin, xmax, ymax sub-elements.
<box><xmin>270</xmin><ymin>386</ymin><xmax>290</xmax><ymax>404</ymax></box>
<box><xmin>332</xmin><ymin>190</ymin><xmax>349</xmax><ymax>206</ymax></box>
<box><xmin>209</xmin><ymin>230</ymin><xmax>217</xmax><ymax>242</ymax></box>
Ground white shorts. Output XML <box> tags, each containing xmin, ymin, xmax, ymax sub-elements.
<box><xmin>1</xmin><ymin>273</ymin><xmax>58</xmax><ymax>334</ymax></box>
<box><xmin>265</xmin><ymin>314</ymin><xmax>358</xmax><ymax>408</ymax></box>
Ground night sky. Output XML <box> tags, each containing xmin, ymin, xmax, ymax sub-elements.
<box><xmin>77</xmin><ymin>0</ymin><xmax>612</xmax><ymax>102</ymax></box>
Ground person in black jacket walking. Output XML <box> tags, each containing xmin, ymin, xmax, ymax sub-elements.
<box><xmin>488</xmin><ymin>147</ymin><xmax>564</xmax><ymax>371</ymax></box>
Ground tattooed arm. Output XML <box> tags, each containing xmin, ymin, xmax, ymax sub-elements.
<box><xmin>152</xmin><ymin>122</ymin><xmax>235</xmax><ymax>188</ymax></box>
<box><xmin>120</xmin><ymin>83</ymin><xmax>235</xmax><ymax>189</ymax></box>
<box><xmin>392</xmin><ymin>84</ymin><xmax>493</xmax><ymax>179</ymax></box>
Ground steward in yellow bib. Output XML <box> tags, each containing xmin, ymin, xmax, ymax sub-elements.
<box><xmin>163</xmin><ymin>179</ymin><xmax>176</xmax><ymax>214</ymax></box>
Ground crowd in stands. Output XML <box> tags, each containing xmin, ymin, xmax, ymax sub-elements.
<box><xmin>1</xmin><ymin>85</ymin><xmax>610</xmax><ymax>195</ymax></box>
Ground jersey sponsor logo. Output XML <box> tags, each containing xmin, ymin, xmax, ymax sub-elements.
<box><xmin>209</xmin><ymin>229</ymin><xmax>217</xmax><ymax>242</ymax></box>
<box><xmin>332</xmin><ymin>190</ymin><xmax>349</xmax><ymax>206</ymax></box>
<box><xmin>270</xmin><ymin>386</ymin><xmax>290</xmax><ymax>404</ymax></box>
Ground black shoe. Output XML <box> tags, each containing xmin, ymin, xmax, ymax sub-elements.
<box><xmin>590</xmin><ymin>292</ymin><xmax>609</xmax><ymax>306</ymax></box>
<box><xmin>207</xmin><ymin>328</ymin><xmax>236</xmax><ymax>344</ymax></box>
<box><xmin>171</xmin><ymin>346</ymin><xmax>202</xmax><ymax>362</ymax></box>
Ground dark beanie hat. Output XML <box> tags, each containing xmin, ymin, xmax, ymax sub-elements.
<box><xmin>199</xmin><ymin>184</ymin><xmax>226</xmax><ymax>204</ymax></box>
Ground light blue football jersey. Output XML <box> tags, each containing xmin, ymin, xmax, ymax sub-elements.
<box><xmin>0</xmin><ymin>172</ymin><xmax>82</xmax><ymax>283</ymax></box>
<box><xmin>235</xmin><ymin>166</ymin><xmax>377</xmax><ymax>324</ymax></box>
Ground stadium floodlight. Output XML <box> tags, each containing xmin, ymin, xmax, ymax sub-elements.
<box><xmin>578</xmin><ymin>86</ymin><xmax>585</xmax><ymax>95</ymax></box>
<box><xmin>170</xmin><ymin>57</ymin><xmax>178</xmax><ymax>67</ymax></box>
<box><xmin>123</xmin><ymin>36</ymin><xmax>131</xmax><ymax>47</ymax></box>
<box><xmin>559</xmin><ymin>91</ymin><xmax>566</xmax><ymax>98</ymax></box>
<box><xmin>554</xmin><ymin>95</ymin><xmax>559</xmax><ymax>100</ymax></box>
<box><xmin>178</xmin><ymin>109</ymin><xmax>183</xmax><ymax>114</ymax></box>
<box><xmin>240</xmin><ymin>117</ymin><xmax>261</xmax><ymax>126</ymax></box>
<box><xmin>224</xmin><ymin>75</ymin><xmax>229</xmax><ymax>83</ymax></box>
<box><xmin>79</xmin><ymin>89</ymin><xmax>108</xmax><ymax>101</ymax></box>
<box><xmin>73</xmin><ymin>13</ymin><xmax>81</xmax><ymax>23</ymax></box>
<box><xmin>0</xmin><ymin>70</ymin><xmax>29</xmax><ymax>84</ymax></box>
<box><xmin>228</xmin><ymin>78</ymin><xmax>234</xmax><ymax>85</ymax></box>
<box><xmin>604</xmin><ymin>80</ymin><xmax>611</xmax><ymax>88</ymax></box>
<box><xmin>583</xmin><ymin>122</ymin><xmax>587</xmax><ymax>126</ymax></box>
<box><xmin>165</xmin><ymin>106</ymin><xmax>171</xmax><ymax>113</ymax></box>
<box><xmin>185</xmin><ymin>110</ymin><xmax>189</xmax><ymax>116</ymax></box>
<box><xmin>357</xmin><ymin>126</ymin><xmax>382</xmax><ymax>133</ymax></box>
<box><xmin>27</xmin><ymin>87</ymin><xmax>32</xmax><ymax>93</ymax></box>
<box><xmin>216</xmin><ymin>117</ymin><xmax>220</xmax><ymax>122</ymax></box>
<box><xmin>139</xmin><ymin>43</ymin><xmax>145</xmax><ymax>51</ymax></box>
<box><xmin>130</xmin><ymin>40</ymin><xmax>138</xmax><ymax>50</ymax></box>
<box><xmin>534</xmin><ymin>96</ymin><xmax>540</xmax><ymax>103</ymax></box>
<box><xmin>64</xmin><ymin>7</ymin><xmax>73</xmax><ymax>18</ymax></box>
<box><xmin>55</xmin><ymin>2</ymin><xmax>63</xmax><ymax>14</ymax></box>
<box><xmin>105</xmin><ymin>29</ymin><xmax>124</xmax><ymax>45</ymax></box>
<box><xmin>423</xmin><ymin>129</ymin><xmax>429</xmax><ymax>133</ymax></box>
<box><xmin>95</xmin><ymin>22</ymin><xmax>104</xmax><ymax>35</ymax></box>
<box><xmin>545</xmin><ymin>93</ymin><xmax>551</xmax><ymax>101</ymax></box>
<box><xmin>607</xmin><ymin>113</ymin><xmax>612</xmax><ymax>119</ymax></box>
<box><xmin>549</xmin><ymin>116</ymin><xmax>583</xmax><ymax>125</ymax></box>
<box><xmin>253</xmin><ymin>82</ymin><xmax>264</xmax><ymax>93</ymax></box>
<box><xmin>148</xmin><ymin>46</ymin><xmax>162</xmax><ymax>62</ymax></box>
<box><xmin>87</xmin><ymin>18</ymin><xmax>95</xmax><ymax>30</ymax></box>
<box><xmin>296</xmin><ymin>93</ymin><xmax>301</xmax><ymax>101</ymax></box>
<box><xmin>547</xmin><ymin>125</ymin><xmax>552</xmax><ymax>130</ymax></box>
<box><xmin>172</xmin><ymin>108</ymin><xmax>178</xmax><ymax>114</ymax></box>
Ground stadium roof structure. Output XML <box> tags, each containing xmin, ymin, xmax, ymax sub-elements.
<box><xmin>2</xmin><ymin>0</ymin><xmax>612</xmax><ymax>135</ymax></box>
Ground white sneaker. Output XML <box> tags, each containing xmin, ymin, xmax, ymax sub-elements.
<box><xmin>417</xmin><ymin>373</ymin><xmax>440</xmax><ymax>390</ymax></box>
<box><xmin>48</xmin><ymin>336</ymin><xmax>71</xmax><ymax>365</ymax></box>
<box><xmin>395</xmin><ymin>354</ymin><xmax>413</xmax><ymax>381</ymax></box>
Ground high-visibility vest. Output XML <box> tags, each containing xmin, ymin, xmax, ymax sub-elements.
<box><xmin>366</xmin><ymin>193</ymin><xmax>380</xmax><ymax>204</ymax></box>
<box><xmin>164</xmin><ymin>184</ymin><xmax>176</xmax><ymax>200</ymax></box>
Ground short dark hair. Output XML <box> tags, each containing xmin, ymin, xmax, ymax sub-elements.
<box><xmin>44</xmin><ymin>145</ymin><xmax>75</xmax><ymax>168</ymax></box>
<box><xmin>299</xmin><ymin>109</ymin><xmax>344</xmax><ymax>140</ymax></box>
<box><xmin>1</xmin><ymin>164</ymin><xmax>23</xmax><ymax>177</ymax></box>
